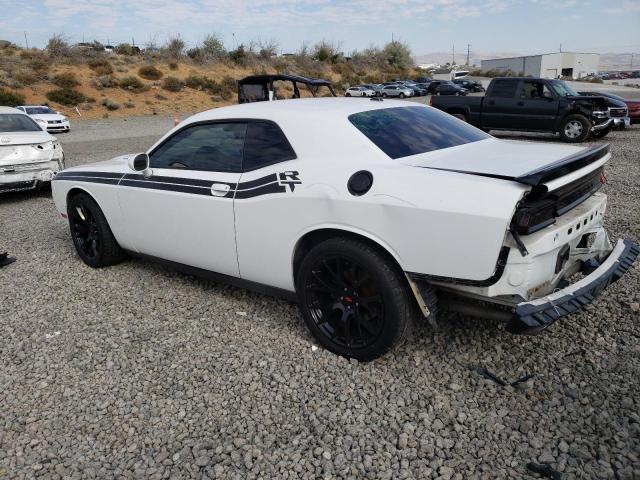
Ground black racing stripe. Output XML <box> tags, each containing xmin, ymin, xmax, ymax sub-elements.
<box><xmin>54</xmin><ymin>176</ymin><xmax>120</xmax><ymax>185</ymax></box>
<box><xmin>55</xmin><ymin>171</ymin><xmax>123</xmax><ymax>179</ymax></box>
<box><xmin>234</xmin><ymin>182</ymin><xmax>286</xmax><ymax>199</ymax></box>
<box><xmin>237</xmin><ymin>173</ymin><xmax>278</xmax><ymax>191</ymax></box>
<box><xmin>119</xmin><ymin>179</ymin><xmax>223</xmax><ymax>196</ymax></box>
<box><xmin>122</xmin><ymin>173</ymin><xmax>225</xmax><ymax>188</ymax></box>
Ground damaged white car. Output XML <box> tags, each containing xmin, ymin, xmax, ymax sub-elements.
<box><xmin>0</xmin><ymin>107</ymin><xmax>65</xmax><ymax>193</ymax></box>
<box><xmin>51</xmin><ymin>99</ymin><xmax>638</xmax><ymax>360</ymax></box>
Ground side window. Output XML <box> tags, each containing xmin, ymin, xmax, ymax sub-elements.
<box><xmin>520</xmin><ymin>81</ymin><xmax>551</xmax><ymax>99</ymax></box>
<box><xmin>490</xmin><ymin>80</ymin><xmax>519</xmax><ymax>98</ymax></box>
<box><xmin>243</xmin><ymin>121</ymin><xmax>296</xmax><ymax>171</ymax></box>
<box><xmin>150</xmin><ymin>123</ymin><xmax>247</xmax><ymax>173</ymax></box>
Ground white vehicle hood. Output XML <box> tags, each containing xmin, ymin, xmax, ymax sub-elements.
<box><xmin>30</xmin><ymin>113</ymin><xmax>67</xmax><ymax>122</ymax></box>
<box><xmin>399</xmin><ymin>138</ymin><xmax>608</xmax><ymax>187</ymax></box>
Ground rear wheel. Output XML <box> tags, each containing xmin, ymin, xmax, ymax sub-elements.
<box><xmin>382</xmin><ymin>93</ymin><xmax>388</xmax><ymax>98</ymax></box>
<box><xmin>67</xmin><ymin>192</ymin><xmax>126</xmax><ymax>268</ymax></box>
<box><xmin>296</xmin><ymin>237</ymin><xmax>412</xmax><ymax>361</ymax></box>
<box><xmin>559</xmin><ymin>114</ymin><xmax>590</xmax><ymax>143</ymax></box>
<box><xmin>399</xmin><ymin>93</ymin><xmax>405</xmax><ymax>98</ymax></box>
<box><xmin>345</xmin><ymin>92</ymin><xmax>351</xmax><ymax>97</ymax></box>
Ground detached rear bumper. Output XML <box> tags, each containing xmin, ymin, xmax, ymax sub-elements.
<box><xmin>508</xmin><ymin>238</ymin><xmax>639</xmax><ymax>334</ymax></box>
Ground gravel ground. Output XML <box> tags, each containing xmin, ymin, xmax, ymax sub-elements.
<box><xmin>1</xmin><ymin>117</ymin><xmax>639</xmax><ymax>479</ymax></box>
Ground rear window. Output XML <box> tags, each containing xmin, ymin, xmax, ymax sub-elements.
<box><xmin>0</xmin><ymin>114</ymin><xmax>42</xmax><ymax>132</ymax></box>
<box><xmin>490</xmin><ymin>79</ymin><xmax>519</xmax><ymax>98</ymax></box>
<box><xmin>348</xmin><ymin>106</ymin><xmax>489</xmax><ymax>159</ymax></box>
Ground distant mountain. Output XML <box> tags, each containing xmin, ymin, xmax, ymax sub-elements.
<box><xmin>414</xmin><ymin>51</ymin><xmax>637</xmax><ymax>71</ymax></box>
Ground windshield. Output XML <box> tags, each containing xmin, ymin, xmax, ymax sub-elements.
<box><xmin>0</xmin><ymin>114</ymin><xmax>43</xmax><ymax>132</ymax></box>
<box><xmin>25</xmin><ymin>106</ymin><xmax>56</xmax><ymax>115</ymax></box>
<box><xmin>548</xmin><ymin>80</ymin><xmax>579</xmax><ymax>97</ymax></box>
<box><xmin>349</xmin><ymin>106</ymin><xmax>489</xmax><ymax>159</ymax></box>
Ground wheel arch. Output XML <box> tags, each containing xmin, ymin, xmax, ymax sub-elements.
<box><xmin>292</xmin><ymin>227</ymin><xmax>405</xmax><ymax>285</ymax></box>
<box><xmin>66</xmin><ymin>185</ymin><xmax>98</xmax><ymax>207</ymax></box>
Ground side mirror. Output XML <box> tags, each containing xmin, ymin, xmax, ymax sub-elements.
<box><xmin>129</xmin><ymin>153</ymin><xmax>149</xmax><ymax>172</ymax></box>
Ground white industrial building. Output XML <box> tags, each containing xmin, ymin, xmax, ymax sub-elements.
<box><xmin>481</xmin><ymin>52</ymin><xmax>599</xmax><ymax>79</ymax></box>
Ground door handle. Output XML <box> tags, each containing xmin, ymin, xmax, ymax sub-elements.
<box><xmin>210</xmin><ymin>183</ymin><xmax>231</xmax><ymax>196</ymax></box>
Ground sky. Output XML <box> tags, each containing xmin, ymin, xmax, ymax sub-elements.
<box><xmin>1</xmin><ymin>0</ymin><xmax>639</xmax><ymax>57</ymax></box>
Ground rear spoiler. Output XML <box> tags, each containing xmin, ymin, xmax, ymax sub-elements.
<box><xmin>514</xmin><ymin>143</ymin><xmax>609</xmax><ymax>186</ymax></box>
<box><xmin>425</xmin><ymin>144</ymin><xmax>610</xmax><ymax>187</ymax></box>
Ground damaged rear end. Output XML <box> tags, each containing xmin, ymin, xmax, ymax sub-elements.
<box><xmin>406</xmin><ymin>141</ymin><xmax>638</xmax><ymax>333</ymax></box>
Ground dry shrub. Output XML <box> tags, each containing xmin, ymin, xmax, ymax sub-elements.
<box><xmin>13</xmin><ymin>68</ymin><xmax>39</xmax><ymax>86</ymax></box>
<box><xmin>46</xmin><ymin>88</ymin><xmax>86</xmax><ymax>105</ymax></box>
<box><xmin>50</xmin><ymin>72</ymin><xmax>80</xmax><ymax>88</ymax></box>
<box><xmin>101</xmin><ymin>97</ymin><xmax>120</xmax><ymax>110</ymax></box>
<box><xmin>138</xmin><ymin>65</ymin><xmax>163</xmax><ymax>80</ymax></box>
<box><xmin>168</xmin><ymin>62</ymin><xmax>178</xmax><ymax>70</ymax></box>
<box><xmin>119</xmin><ymin>75</ymin><xmax>148</xmax><ymax>93</ymax></box>
<box><xmin>88</xmin><ymin>58</ymin><xmax>113</xmax><ymax>75</ymax></box>
<box><xmin>161</xmin><ymin>76</ymin><xmax>184</xmax><ymax>92</ymax></box>
<box><xmin>0</xmin><ymin>88</ymin><xmax>25</xmax><ymax>106</ymax></box>
<box><xmin>91</xmin><ymin>75</ymin><xmax>118</xmax><ymax>89</ymax></box>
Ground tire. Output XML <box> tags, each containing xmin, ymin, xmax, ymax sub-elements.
<box><xmin>382</xmin><ymin>93</ymin><xmax>387</xmax><ymax>98</ymax></box>
<box><xmin>345</xmin><ymin>93</ymin><xmax>351</xmax><ymax>97</ymax></box>
<box><xmin>296</xmin><ymin>237</ymin><xmax>413</xmax><ymax>361</ymax></box>
<box><xmin>67</xmin><ymin>192</ymin><xmax>126</xmax><ymax>268</ymax></box>
<box><xmin>452</xmin><ymin>113</ymin><xmax>468</xmax><ymax>122</ymax></box>
<box><xmin>559</xmin><ymin>114</ymin><xmax>590</xmax><ymax>143</ymax></box>
<box><xmin>399</xmin><ymin>93</ymin><xmax>405</xmax><ymax>98</ymax></box>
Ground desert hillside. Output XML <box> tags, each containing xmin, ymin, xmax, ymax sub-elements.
<box><xmin>0</xmin><ymin>38</ymin><xmax>419</xmax><ymax>120</ymax></box>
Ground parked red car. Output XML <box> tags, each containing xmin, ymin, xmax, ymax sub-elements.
<box><xmin>579</xmin><ymin>91</ymin><xmax>640</xmax><ymax>125</ymax></box>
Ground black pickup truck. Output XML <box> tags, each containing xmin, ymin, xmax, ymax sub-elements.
<box><xmin>430</xmin><ymin>77</ymin><xmax>615</xmax><ymax>142</ymax></box>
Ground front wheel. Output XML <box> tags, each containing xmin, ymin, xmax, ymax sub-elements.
<box><xmin>67</xmin><ymin>192</ymin><xmax>126</xmax><ymax>268</ymax></box>
<box><xmin>296</xmin><ymin>237</ymin><xmax>413</xmax><ymax>361</ymax></box>
<box><xmin>559</xmin><ymin>114</ymin><xmax>590</xmax><ymax>143</ymax></box>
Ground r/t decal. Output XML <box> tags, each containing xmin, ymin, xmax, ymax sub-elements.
<box><xmin>278</xmin><ymin>171</ymin><xmax>302</xmax><ymax>192</ymax></box>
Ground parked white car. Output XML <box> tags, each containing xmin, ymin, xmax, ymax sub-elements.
<box><xmin>16</xmin><ymin>105</ymin><xmax>71</xmax><ymax>133</ymax></box>
<box><xmin>0</xmin><ymin>107</ymin><xmax>65</xmax><ymax>193</ymax></box>
<box><xmin>51</xmin><ymin>99</ymin><xmax>638</xmax><ymax>360</ymax></box>
<box><xmin>345</xmin><ymin>86</ymin><xmax>375</xmax><ymax>97</ymax></box>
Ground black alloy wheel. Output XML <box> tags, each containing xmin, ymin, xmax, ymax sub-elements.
<box><xmin>297</xmin><ymin>237</ymin><xmax>412</xmax><ymax>360</ymax></box>
<box><xmin>67</xmin><ymin>192</ymin><xmax>126</xmax><ymax>267</ymax></box>
<box><xmin>70</xmin><ymin>202</ymin><xmax>101</xmax><ymax>262</ymax></box>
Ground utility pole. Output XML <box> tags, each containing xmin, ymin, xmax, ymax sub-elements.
<box><xmin>559</xmin><ymin>43</ymin><xmax>562</xmax><ymax>52</ymax></box>
<box><xmin>452</xmin><ymin>44</ymin><xmax>455</xmax><ymax>65</ymax></box>
<box><xmin>132</xmin><ymin>37</ymin><xmax>135</xmax><ymax>47</ymax></box>
<box><xmin>466</xmin><ymin>44</ymin><xmax>471</xmax><ymax>66</ymax></box>
<box><xmin>23</xmin><ymin>31</ymin><xmax>29</xmax><ymax>49</ymax></box>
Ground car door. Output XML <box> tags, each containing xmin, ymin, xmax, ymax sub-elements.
<box><xmin>513</xmin><ymin>80</ymin><xmax>558</xmax><ymax>130</ymax></box>
<box><xmin>481</xmin><ymin>79</ymin><xmax>521</xmax><ymax>129</ymax></box>
<box><xmin>233</xmin><ymin>120</ymin><xmax>301</xmax><ymax>289</ymax></box>
<box><xmin>117</xmin><ymin>121</ymin><xmax>245</xmax><ymax>276</ymax></box>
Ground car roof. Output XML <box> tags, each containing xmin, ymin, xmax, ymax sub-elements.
<box><xmin>0</xmin><ymin>106</ymin><xmax>24</xmax><ymax>114</ymax></box>
<box><xmin>156</xmin><ymin>98</ymin><xmax>425</xmax><ymax>162</ymax></box>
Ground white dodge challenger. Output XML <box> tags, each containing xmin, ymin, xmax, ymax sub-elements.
<box><xmin>51</xmin><ymin>99</ymin><xmax>638</xmax><ymax>360</ymax></box>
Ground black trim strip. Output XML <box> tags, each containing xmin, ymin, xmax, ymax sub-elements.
<box><xmin>55</xmin><ymin>171</ymin><xmax>123</xmax><ymax>180</ymax></box>
<box><xmin>119</xmin><ymin>179</ymin><xmax>219</xmax><ymax>197</ymax></box>
<box><xmin>235</xmin><ymin>182</ymin><xmax>286</xmax><ymax>199</ymax></box>
<box><xmin>54</xmin><ymin>175</ymin><xmax>121</xmax><ymax>185</ymax></box>
<box><xmin>54</xmin><ymin>170</ymin><xmax>294</xmax><ymax>200</ymax></box>
<box><xmin>407</xmin><ymin>246</ymin><xmax>510</xmax><ymax>287</ymax></box>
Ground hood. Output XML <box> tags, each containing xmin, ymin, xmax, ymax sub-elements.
<box><xmin>0</xmin><ymin>130</ymin><xmax>54</xmax><ymax>145</ymax></box>
<box><xmin>30</xmin><ymin>113</ymin><xmax>67</xmax><ymax>121</ymax></box>
<box><xmin>567</xmin><ymin>95</ymin><xmax>609</xmax><ymax>107</ymax></box>
<box><xmin>63</xmin><ymin>154</ymin><xmax>132</xmax><ymax>174</ymax></box>
<box><xmin>399</xmin><ymin>137</ymin><xmax>608</xmax><ymax>186</ymax></box>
